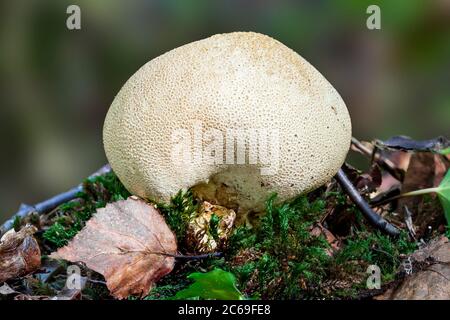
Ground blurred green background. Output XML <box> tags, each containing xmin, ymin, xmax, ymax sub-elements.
<box><xmin>1</xmin><ymin>0</ymin><xmax>449</xmax><ymax>222</ymax></box>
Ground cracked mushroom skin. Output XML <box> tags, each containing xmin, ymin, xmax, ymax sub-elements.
<box><xmin>103</xmin><ymin>32</ymin><xmax>351</xmax><ymax>219</ymax></box>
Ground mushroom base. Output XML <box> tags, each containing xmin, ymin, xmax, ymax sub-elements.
<box><xmin>191</xmin><ymin>167</ymin><xmax>279</xmax><ymax>226</ymax></box>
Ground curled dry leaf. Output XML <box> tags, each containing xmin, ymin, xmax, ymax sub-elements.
<box><xmin>0</xmin><ymin>225</ymin><xmax>41</xmax><ymax>283</ymax></box>
<box><xmin>186</xmin><ymin>201</ymin><xmax>236</xmax><ymax>253</ymax></box>
<box><xmin>50</xmin><ymin>197</ymin><xmax>177</xmax><ymax>299</ymax></box>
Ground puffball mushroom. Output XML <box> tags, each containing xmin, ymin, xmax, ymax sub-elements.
<box><xmin>103</xmin><ymin>32</ymin><xmax>352</xmax><ymax>219</ymax></box>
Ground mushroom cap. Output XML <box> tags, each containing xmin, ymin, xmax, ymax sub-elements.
<box><xmin>103</xmin><ymin>32</ymin><xmax>351</xmax><ymax>213</ymax></box>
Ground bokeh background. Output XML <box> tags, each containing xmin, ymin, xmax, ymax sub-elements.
<box><xmin>1</xmin><ymin>0</ymin><xmax>449</xmax><ymax>222</ymax></box>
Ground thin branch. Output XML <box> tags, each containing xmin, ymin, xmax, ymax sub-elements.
<box><xmin>117</xmin><ymin>247</ymin><xmax>224</xmax><ymax>261</ymax></box>
<box><xmin>172</xmin><ymin>252</ymin><xmax>223</xmax><ymax>260</ymax></box>
<box><xmin>351</xmin><ymin>137</ymin><xmax>404</xmax><ymax>181</ymax></box>
<box><xmin>335</xmin><ymin>168</ymin><xmax>400</xmax><ymax>237</ymax></box>
<box><xmin>0</xmin><ymin>164</ymin><xmax>111</xmax><ymax>236</ymax></box>
<box><xmin>403</xmin><ymin>205</ymin><xmax>416</xmax><ymax>240</ymax></box>
<box><xmin>115</xmin><ymin>247</ymin><xmax>224</xmax><ymax>261</ymax></box>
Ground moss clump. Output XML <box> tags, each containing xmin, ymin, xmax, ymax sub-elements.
<box><xmin>227</xmin><ymin>194</ymin><xmax>331</xmax><ymax>299</ymax></box>
<box><xmin>144</xmin><ymin>284</ymin><xmax>187</xmax><ymax>300</ymax></box>
<box><xmin>223</xmin><ymin>193</ymin><xmax>417</xmax><ymax>299</ymax></box>
<box><xmin>42</xmin><ymin>171</ymin><xmax>131</xmax><ymax>248</ymax></box>
<box><xmin>43</xmin><ymin>221</ymin><xmax>80</xmax><ymax>247</ymax></box>
<box><xmin>12</xmin><ymin>215</ymin><xmax>22</xmax><ymax>231</ymax></box>
<box><xmin>144</xmin><ymin>191</ymin><xmax>417</xmax><ymax>300</ymax></box>
<box><xmin>335</xmin><ymin>230</ymin><xmax>417</xmax><ymax>284</ymax></box>
<box><xmin>158</xmin><ymin>190</ymin><xmax>198</xmax><ymax>246</ymax></box>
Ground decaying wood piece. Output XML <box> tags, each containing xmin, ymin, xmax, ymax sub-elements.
<box><xmin>376</xmin><ymin>236</ymin><xmax>450</xmax><ymax>300</ymax></box>
<box><xmin>0</xmin><ymin>225</ymin><xmax>41</xmax><ymax>283</ymax></box>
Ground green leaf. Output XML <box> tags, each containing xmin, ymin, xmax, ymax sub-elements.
<box><xmin>438</xmin><ymin>147</ymin><xmax>450</xmax><ymax>155</ymax></box>
<box><xmin>175</xmin><ymin>268</ymin><xmax>245</xmax><ymax>300</ymax></box>
<box><xmin>436</xmin><ymin>169</ymin><xmax>450</xmax><ymax>227</ymax></box>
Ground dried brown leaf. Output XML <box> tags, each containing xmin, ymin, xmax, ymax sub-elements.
<box><xmin>50</xmin><ymin>197</ymin><xmax>177</xmax><ymax>299</ymax></box>
<box><xmin>186</xmin><ymin>201</ymin><xmax>236</xmax><ymax>253</ymax></box>
<box><xmin>398</xmin><ymin>153</ymin><xmax>447</xmax><ymax>235</ymax></box>
<box><xmin>0</xmin><ymin>225</ymin><xmax>41</xmax><ymax>283</ymax></box>
<box><xmin>310</xmin><ymin>223</ymin><xmax>340</xmax><ymax>255</ymax></box>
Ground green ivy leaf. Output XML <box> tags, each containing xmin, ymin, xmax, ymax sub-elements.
<box><xmin>175</xmin><ymin>268</ymin><xmax>245</xmax><ymax>300</ymax></box>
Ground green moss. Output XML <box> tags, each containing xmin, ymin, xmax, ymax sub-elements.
<box><xmin>232</xmin><ymin>261</ymin><xmax>256</xmax><ymax>284</ymax></box>
<box><xmin>43</xmin><ymin>171</ymin><xmax>131</xmax><ymax>248</ymax></box>
<box><xmin>144</xmin><ymin>283</ymin><xmax>188</xmax><ymax>300</ymax></box>
<box><xmin>225</xmin><ymin>193</ymin><xmax>418</xmax><ymax>299</ymax></box>
<box><xmin>158</xmin><ymin>190</ymin><xmax>198</xmax><ymax>245</ymax></box>
<box><xmin>209</xmin><ymin>213</ymin><xmax>220</xmax><ymax>243</ymax></box>
<box><xmin>27</xmin><ymin>279</ymin><xmax>57</xmax><ymax>296</ymax></box>
<box><xmin>325</xmin><ymin>191</ymin><xmax>347</xmax><ymax>206</ymax></box>
<box><xmin>85</xmin><ymin>171</ymin><xmax>131</xmax><ymax>202</ymax></box>
<box><xmin>43</xmin><ymin>221</ymin><xmax>79</xmax><ymax>247</ymax></box>
<box><xmin>143</xmin><ymin>261</ymin><xmax>217</xmax><ymax>300</ymax></box>
<box><xmin>12</xmin><ymin>215</ymin><xmax>22</xmax><ymax>231</ymax></box>
<box><xmin>82</xmin><ymin>283</ymin><xmax>111</xmax><ymax>300</ymax></box>
<box><xmin>228</xmin><ymin>194</ymin><xmax>331</xmax><ymax>299</ymax></box>
<box><xmin>335</xmin><ymin>230</ymin><xmax>417</xmax><ymax>284</ymax></box>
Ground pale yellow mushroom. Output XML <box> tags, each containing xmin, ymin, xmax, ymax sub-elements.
<box><xmin>103</xmin><ymin>32</ymin><xmax>352</xmax><ymax>221</ymax></box>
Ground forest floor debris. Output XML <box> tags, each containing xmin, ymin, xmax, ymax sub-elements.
<box><xmin>1</xmin><ymin>136</ymin><xmax>449</xmax><ymax>300</ymax></box>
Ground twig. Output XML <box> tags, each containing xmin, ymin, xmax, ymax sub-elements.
<box><xmin>87</xmin><ymin>279</ymin><xmax>107</xmax><ymax>285</ymax></box>
<box><xmin>335</xmin><ymin>168</ymin><xmax>400</xmax><ymax>237</ymax></box>
<box><xmin>142</xmin><ymin>250</ymin><xmax>223</xmax><ymax>260</ymax></box>
<box><xmin>172</xmin><ymin>252</ymin><xmax>223</xmax><ymax>260</ymax></box>
<box><xmin>0</xmin><ymin>164</ymin><xmax>111</xmax><ymax>236</ymax></box>
<box><xmin>351</xmin><ymin>137</ymin><xmax>404</xmax><ymax>181</ymax></box>
<box><xmin>403</xmin><ymin>205</ymin><xmax>416</xmax><ymax>240</ymax></box>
